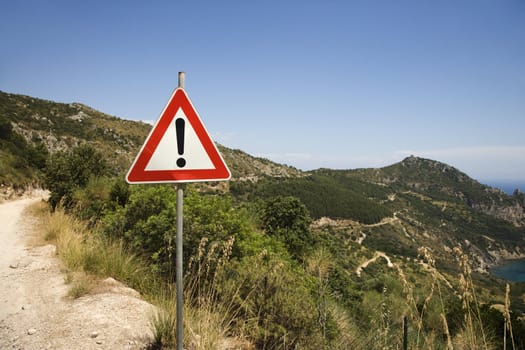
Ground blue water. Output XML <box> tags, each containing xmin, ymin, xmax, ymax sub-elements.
<box><xmin>491</xmin><ymin>259</ymin><xmax>525</xmax><ymax>282</ymax></box>
<box><xmin>485</xmin><ymin>181</ymin><xmax>525</xmax><ymax>195</ymax></box>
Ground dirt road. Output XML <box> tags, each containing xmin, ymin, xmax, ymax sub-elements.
<box><xmin>0</xmin><ymin>196</ymin><xmax>155</xmax><ymax>350</ymax></box>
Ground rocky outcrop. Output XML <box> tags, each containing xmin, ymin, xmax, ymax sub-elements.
<box><xmin>474</xmin><ymin>201</ymin><xmax>525</xmax><ymax>227</ymax></box>
<box><xmin>0</xmin><ymin>186</ymin><xmax>47</xmax><ymax>202</ymax></box>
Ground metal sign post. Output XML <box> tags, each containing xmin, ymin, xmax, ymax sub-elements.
<box><xmin>176</xmin><ymin>72</ymin><xmax>185</xmax><ymax>350</ymax></box>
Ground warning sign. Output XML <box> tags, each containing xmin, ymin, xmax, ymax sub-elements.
<box><xmin>126</xmin><ymin>88</ymin><xmax>231</xmax><ymax>183</ymax></box>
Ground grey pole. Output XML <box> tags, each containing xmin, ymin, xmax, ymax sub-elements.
<box><xmin>176</xmin><ymin>71</ymin><xmax>185</xmax><ymax>350</ymax></box>
<box><xmin>403</xmin><ymin>315</ymin><xmax>408</xmax><ymax>350</ymax></box>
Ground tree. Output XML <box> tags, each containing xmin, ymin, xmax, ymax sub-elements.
<box><xmin>513</xmin><ymin>189</ymin><xmax>524</xmax><ymax>206</ymax></box>
<box><xmin>0</xmin><ymin>115</ymin><xmax>12</xmax><ymax>139</ymax></box>
<box><xmin>44</xmin><ymin>144</ymin><xmax>107</xmax><ymax>209</ymax></box>
<box><xmin>101</xmin><ymin>186</ymin><xmax>261</xmax><ymax>277</ymax></box>
<box><xmin>260</xmin><ymin>196</ymin><xmax>313</xmax><ymax>258</ymax></box>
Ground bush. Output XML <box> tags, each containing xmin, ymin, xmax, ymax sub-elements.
<box><xmin>101</xmin><ymin>186</ymin><xmax>267</xmax><ymax>278</ymax></box>
<box><xmin>260</xmin><ymin>196</ymin><xmax>313</xmax><ymax>259</ymax></box>
<box><xmin>109</xmin><ymin>178</ymin><xmax>130</xmax><ymax>207</ymax></box>
<box><xmin>44</xmin><ymin>144</ymin><xmax>107</xmax><ymax>209</ymax></box>
<box><xmin>72</xmin><ymin>177</ymin><xmax>112</xmax><ymax>225</ymax></box>
<box><xmin>224</xmin><ymin>253</ymin><xmax>324</xmax><ymax>349</ymax></box>
<box><xmin>101</xmin><ymin>185</ymin><xmax>177</xmax><ymax>276</ymax></box>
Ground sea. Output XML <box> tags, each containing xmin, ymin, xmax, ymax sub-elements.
<box><xmin>485</xmin><ymin>181</ymin><xmax>525</xmax><ymax>281</ymax></box>
<box><xmin>485</xmin><ymin>181</ymin><xmax>525</xmax><ymax>195</ymax></box>
<box><xmin>491</xmin><ymin>259</ymin><xmax>525</xmax><ymax>282</ymax></box>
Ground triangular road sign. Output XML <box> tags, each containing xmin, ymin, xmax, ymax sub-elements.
<box><xmin>126</xmin><ymin>88</ymin><xmax>231</xmax><ymax>184</ymax></box>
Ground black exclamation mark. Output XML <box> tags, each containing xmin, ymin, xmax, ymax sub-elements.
<box><xmin>175</xmin><ymin>118</ymin><xmax>186</xmax><ymax>168</ymax></box>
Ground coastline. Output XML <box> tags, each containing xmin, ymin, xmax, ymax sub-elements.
<box><xmin>489</xmin><ymin>258</ymin><xmax>525</xmax><ymax>282</ymax></box>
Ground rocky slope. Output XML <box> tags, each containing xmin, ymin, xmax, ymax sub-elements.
<box><xmin>0</xmin><ymin>90</ymin><xmax>299</xmax><ymax>185</ymax></box>
<box><xmin>351</xmin><ymin>155</ymin><xmax>525</xmax><ymax>226</ymax></box>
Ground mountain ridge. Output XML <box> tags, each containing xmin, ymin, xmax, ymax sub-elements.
<box><xmin>348</xmin><ymin>155</ymin><xmax>525</xmax><ymax>226</ymax></box>
<box><xmin>1</xmin><ymin>90</ymin><xmax>524</xmax><ymax>272</ymax></box>
<box><xmin>2</xmin><ymin>90</ymin><xmax>523</xmax><ymax>224</ymax></box>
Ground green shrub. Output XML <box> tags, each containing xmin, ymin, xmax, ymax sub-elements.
<box><xmin>44</xmin><ymin>144</ymin><xmax>107</xmax><ymax>209</ymax></box>
<box><xmin>101</xmin><ymin>186</ymin><xmax>267</xmax><ymax>278</ymax></box>
<box><xmin>72</xmin><ymin>177</ymin><xmax>112</xmax><ymax>225</ymax></box>
<box><xmin>224</xmin><ymin>253</ymin><xmax>324</xmax><ymax>349</ymax></box>
<box><xmin>109</xmin><ymin>178</ymin><xmax>130</xmax><ymax>207</ymax></box>
<box><xmin>260</xmin><ymin>196</ymin><xmax>313</xmax><ymax>259</ymax></box>
<box><xmin>101</xmin><ymin>185</ymin><xmax>177</xmax><ymax>276</ymax></box>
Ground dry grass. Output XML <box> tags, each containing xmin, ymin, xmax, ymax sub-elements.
<box><xmin>504</xmin><ymin>283</ymin><xmax>516</xmax><ymax>350</ymax></box>
<box><xmin>65</xmin><ymin>271</ymin><xmax>96</xmax><ymax>298</ymax></box>
<box><xmin>454</xmin><ymin>246</ymin><xmax>491</xmax><ymax>350</ymax></box>
<box><xmin>24</xmin><ymin>199</ymin><xmax>54</xmax><ymax>245</ymax></box>
<box><xmin>150</xmin><ymin>236</ymin><xmax>252</xmax><ymax>350</ymax></box>
<box><xmin>37</xmin><ymin>206</ymin><xmax>153</xmax><ymax>299</ymax></box>
<box><xmin>363</xmin><ymin>246</ymin><xmax>510</xmax><ymax>350</ymax></box>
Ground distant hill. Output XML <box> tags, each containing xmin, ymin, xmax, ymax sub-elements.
<box><xmin>231</xmin><ymin>156</ymin><xmax>525</xmax><ymax>271</ymax></box>
<box><xmin>351</xmin><ymin>155</ymin><xmax>525</xmax><ymax>226</ymax></box>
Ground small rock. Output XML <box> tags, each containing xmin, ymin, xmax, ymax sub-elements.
<box><xmin>9</xmin><ymin>263</ymin><xmax>18</xmax><ymax>269</ymax></box>
<box><xmin>90</xmin><ymin>331</ymin><xmax>99</xmax><ymax>338</ymax></box>
<box><xmin>27</xmin><ymin>328</ymin><xmax>37</xmax><ymax>335</ymax></box>
<box><xmin>102</xmin><ymin>277</ymin><xmax>120</xmax><ymax>286</ymax></box>
<box><xmin>96</xmin><ymin>340</ymin><xmax>103</xmax><ymax>345</ymax></box>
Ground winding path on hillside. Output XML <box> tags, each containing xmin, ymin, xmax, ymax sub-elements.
<box><xmin>0</xmin><ymin>196</ymin><xmax>154</xmax><ymax>350</ymax></box>
<box><xmin>355</xmin><ymin>252</ymin><xmax>394</xmax><ymax>277</ymax></box>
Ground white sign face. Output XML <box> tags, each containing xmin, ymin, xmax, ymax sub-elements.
<box><xmin>145</xmin><ymin>107</ymin><xmax>214</xmax><ymax>171</ymax></box>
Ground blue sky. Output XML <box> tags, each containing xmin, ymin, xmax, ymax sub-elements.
<box><xmin>1</xmin><ymin>1</ymin><xmax>524</xmax><ymax>184</ymax></box>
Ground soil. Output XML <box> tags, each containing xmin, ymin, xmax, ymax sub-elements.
<box><xmin>0</xmin><ymin>195</ymin><xmax>156</xmax><ymax>350</ymax></box>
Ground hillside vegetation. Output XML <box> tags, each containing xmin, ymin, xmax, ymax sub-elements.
<box><xmin>2</xmin><ymin>90</ymin><xmax>525</xmax><ymax>349</ymax></box>
<box><xmin>0</xmin><ymin>91</ymin><xmax>152</xmax><ymax>181</ymax></box>
<box><xmin>0</xmin><ymin>90</ymin><xmax>300</xmax><ymax>190</ymax></box>
<box><xmin>0</xmin><ymin>113</ymin><xmax>48</xmax><ymax>187</ymax></box>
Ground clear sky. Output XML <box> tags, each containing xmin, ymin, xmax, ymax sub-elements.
<box><xmin>1</xmin><ymin>1</ymin><xmax>524</xmax><ymax>184</ymax></box>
